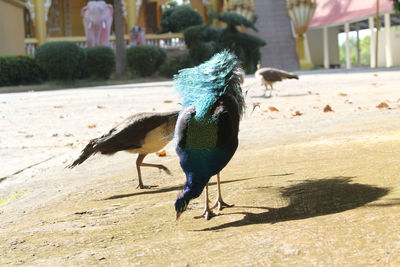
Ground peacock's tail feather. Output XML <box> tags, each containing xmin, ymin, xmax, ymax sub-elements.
<box><xmin>174</xmin><ymin>50</ymin><xmax>245</xmax><ymax>120</ymax></box>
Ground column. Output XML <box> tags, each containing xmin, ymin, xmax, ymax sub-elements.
<box><xmin>344</xmin><ymin>23</ymin><xmax>351</xmax><ymax>69</ymax></box>
<box><xmin>34</xmin><ymin>0</ymin><xmax>47</xmax><ymax>45</ymax></box>
<box><xmin>369</xmin><ymin>16</ymin><xmax>376</xmax><ymax>68</ymax></box>
<box><xmin>356</xmin><ymin>22</ymin><xmax>360</xmax><ymax>65</ymax></box>
<box><xmin>384</xmin><ymin>13</ymin><xmax>393</xmax><ymax>67</ymax></box>
<box><xmin>126</xmin><ymin>0</ymin><xmax>137</xmax><ymax>30</ymax></box>
<box><xmin>323</xmin><ymin>26</ymin><xmax>330</xmax><ymax>69</ymax></box>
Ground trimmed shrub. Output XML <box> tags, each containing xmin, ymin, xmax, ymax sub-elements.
<box><xmin>35</xmin><ymin>41</ymin><xmax>82</xmax><ymax>80</ymax></box>
<box><xmin>74</xmin><ymin>47</ymin><xmax>89</xmax><ymax>80</ymax></box>
<box><xmin>160</xmin><ymin>6</ymin><xmax>203</xmax><ymax>33</ymax></box>
<box><xmin>126</xmin><ymin>45</ymin><xmax>166</xmax><ymax>76</ymax></box>
<box><xmin>183</xmin><ymin>25</ymin><xmax>221</xmax><ymax>65</ymax></box>
<box><xmin>0</xmin><ymin>55</ymin><xmax>46</xmax><ymax>87</ymax></box>
<box><xmin>85</xmin><ymin>46</ymin><xmax>115</xmax><ymax>79</ymax></box>
<box><xmin>159</xmin><ymin>53</ymin><xmax>192</xmax><ymax>78</ymax></box>
<box><xmin>184</xmin><ymin>12</ymin><xmax>266</xmax><ymax>73</ymax></box>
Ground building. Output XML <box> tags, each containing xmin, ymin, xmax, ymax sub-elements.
<box><xmin>0</xmin><ymin>0</ymin><xmax>26</xmax><ymax>55</ymax></box>
<box><xmin>0</xmin><ymin>0</ymin><xmax>300</xmax><ymax>71</ymax></box>
<box><xmin>251</xmin><ymin>0</ymin><xmax>299</xmax><ymax>70</ymax></box>
<box><xmin>307</xmin><ymin>0</ymin><xmax>400</xmax><ymax>69</ymax></box>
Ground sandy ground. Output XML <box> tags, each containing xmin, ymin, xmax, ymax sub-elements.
<box><xmin>1</xmin><ymin>69</ymin><xmax>400</xmax><ymax>266</ymax></box>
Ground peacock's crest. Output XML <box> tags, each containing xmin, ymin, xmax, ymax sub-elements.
<box><xmin>174</xmin><ymin>50</ymin><xmax>245</xmax><ymax>120</ymax></box>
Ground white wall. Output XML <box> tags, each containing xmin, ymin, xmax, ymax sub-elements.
<box><xmin>307</xmin><ymin>27</ymin><xmax>340</xmax><ymax>67</ymax></box>
<box><xmin>377</xmin><ymin>29</ymin><xmax>400</xmax><ymax>67</ymax></box>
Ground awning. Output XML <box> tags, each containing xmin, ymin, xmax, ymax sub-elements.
<box><xmin>310</xmin><ymin>0</ymin><xmax>394</xmax><ymax>28</ymax></box>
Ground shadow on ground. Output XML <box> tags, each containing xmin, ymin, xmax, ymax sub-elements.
<box><xmin>199</xmin><ymin>176</ymin><xmax>392</xmax><ymax>231</ymax></box>
<box><xmin>102</xmin><ymin>176</ymin><xmax>263</xmax><ymax>200</ymax></box>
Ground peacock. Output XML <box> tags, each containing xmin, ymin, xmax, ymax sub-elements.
<box><xmin>173</xmin><ymin>50</ymin><xmax>245</xmax><ymax>220</ymax></box>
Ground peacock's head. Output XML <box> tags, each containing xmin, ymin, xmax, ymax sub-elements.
<box><xmin>175</xmin><ymin>196</ymin><xmax>188</xmax><ymax>221</ymax></box>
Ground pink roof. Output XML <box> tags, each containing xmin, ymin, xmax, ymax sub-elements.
<box><xmin>310</xmin><ymin>0</ymin><xmax>394</xmax><ymax>27</ymax></box>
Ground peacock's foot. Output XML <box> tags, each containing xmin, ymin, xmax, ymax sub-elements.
<box><xmin>193</xmin><ymin>209</ymin><xmax>219</xmax><ymax>220</ymax></box>
<box><xmin>211</xmin><ymin>199</ymin><xmax>234</xmax><ymax>211</ymax></box>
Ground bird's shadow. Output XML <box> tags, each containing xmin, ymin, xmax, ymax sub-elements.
<box><xmin>198</xmin><ymin>176</ymin><xmax>394</xmax><ymax>231</ymax></box>
<box><xmin>251</xmin><ymin>93</ymin><xmax>309</xmax><ymax>99</ymax></box>
<box><xmin>101</xmin><ymin>175</ymin><xmax>264</xmax><ymax>200</ymax></box>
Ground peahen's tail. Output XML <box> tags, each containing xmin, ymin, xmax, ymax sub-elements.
<box><xmin>67</xmin><ymin>138</ymin><xmax>101</xmax><ymax>168</ymax></box>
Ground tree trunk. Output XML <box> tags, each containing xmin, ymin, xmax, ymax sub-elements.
<box><xmin>113</xmin><ymin>0</ymin><xmax>126</xmax><ymax>77</ymax></box>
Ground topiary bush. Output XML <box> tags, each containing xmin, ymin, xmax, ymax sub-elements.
<box><xmin>159</xmin><ymin>53</ymin><xmax>192</xmax><ymax>78</ymax></box>
<box><xmin>0</xmin><ymin>55</ymin><xmax>46</xmax><ymax>87</ymax></box>
<box><xmin>184</xmin><ymin>12</ymin><xmax>266</xmax><ymax>73</ymax></box>
<box><xmin>217</xmin><ymin>13</ymin><xmax>265</xmax><ymax>73</ymax></box>
<box><xmin>160</xmin><ymin>6</ymin><xmax>204</xmax><ymax>33</ymax></box>
<box><xmin>126</xmin><ymin>45</ymin><xmax>166</xmax><ymax>76</ymax></box>
<box><xmin>35</xmin><ymin>41</ymin><xmax>82</xmax><ymax>80</ymax></box>
<box><xmin>85</xmin><ymin>46</ymin><xmax>115</xmax><ymax>79</ymax></box>
<box><xmin>183</xmin><ymin>25</ymin><xmax>222</xmax><ymax>65</ymax></box>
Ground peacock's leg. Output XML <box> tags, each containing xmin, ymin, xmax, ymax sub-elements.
<box><xmin>194</xmin><ymin>184</ymin><xmax>219</xmax><ymax>220</ymax></box>
<box><xmin>135</xmin><ymin>154</ymin><xmax>158</xmax><ymax>189</ymax></box>
<box><xmin>211</xmin><ymin>173</ymin><xmax>234</xmax><ymax>211</ymax></box>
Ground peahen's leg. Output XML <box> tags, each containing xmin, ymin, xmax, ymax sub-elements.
<box><xmin>264</xmin><ymin>84</ymin><xmax>269</xmax><ymax>97</ymax></box>
<box><xmin>140</xmin><ymin>162</ymin><xmax>171</xmax><ymax>175</ymax></box>
<box><xmin>194</xmin><ymin>184</ymin><xmax>219</xmax><ymax>220</ymax></box>
<box><xmin>135</xmin><ymin>154</ymin><xmax>160</xmax><ymax>189</ymax></box>
<box><xmin>269</xmin><ymin>84</ymin><xmax>274</xmax><ymax>97</ymax></box>
<box><xmin>211</xmin><ymin>173</ymin><xmax>234</xmax><ymax>211</ymax></box>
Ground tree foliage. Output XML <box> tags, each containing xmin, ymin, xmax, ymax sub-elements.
<box><xmin>393</xmin><ymin>0</ymin><xmax>400</xmax><ymax>13</ymax></box>
<box><xmin>339</xmin><ymin>36</ymin><xmax>370</xmax><ymax>66</ymax></box>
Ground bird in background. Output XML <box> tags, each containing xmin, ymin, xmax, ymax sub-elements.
<box><xmin>254</xmin><ymin>63</ymin><xmax>299</xmax><ymax>97</ymax></box>
<box><xmin>67</xmin><ymin>111</ymin><xmax>179</xmax><ymax>189</ymax></box>
<box><xmin>174</xmin><ymin>50</ymin><xmax>245</xmax><ymax>220</ymax></box>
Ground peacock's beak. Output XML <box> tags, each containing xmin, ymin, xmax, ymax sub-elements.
<box><xmin>176</xmin><ymin>211</ymin><xmax>182</xmax><ymax>221</ymax></box>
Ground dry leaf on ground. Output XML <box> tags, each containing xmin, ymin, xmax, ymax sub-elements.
<box><xmin>156</xmin><ymin>150</ymin><xmax>167</xmax><ymax>157</ymax></box>
<box><xmin>339</xmin><ymin>92</ymin><xmax>347</xmax><ymax>96</ymax></box>
<box><xmin>87</xmin><ymin>124</ymin><xmax>96</xmax><ymax>128</ymax></box>
<box><xmin>323</xmin><ymin>105</ymin><xmax>334</xmax><ymax>112</ymax></box>
<box><xmin>376</xmin><ymin>102</ymin><xmax>389</xmax><ymax>109</ymax></box>
<box><xmin>292</xmin><ymin>111</ymin><xmax>303</xmax><ymax>116</ymax></box>
<box><xmin>269</xmin><ymin>106</ymin><xmax>279</xmax><ymax>112</ymax></box>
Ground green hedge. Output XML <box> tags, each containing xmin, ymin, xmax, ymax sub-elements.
<box><xmin>85</xmin><ymin>46</ymin><xmax>115</xmax><ymax>79</ymax></box>
<box><xmin>74</xmin><ymin>47</ymin><xmax>89</xmax><ymax>80</ymax></box>
<box><xmin>126</xmin><ymin>45</ymin><xmax>166</xmax><ymax>76</ymax></box>
<box><xmin>35</xmin><ymin>41</ymin><xmax>83</xmax><ymax>80</ymax></box>
<box><xmin>0</xmin><ymin>55</ymin><xmax>46</xmax><ymax>87</ymax></box>
<box><xmin>159</xmin><ymin>53</ymin><xmax>192</xmax><ymax>78</ymax></box>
